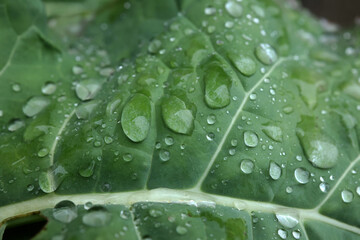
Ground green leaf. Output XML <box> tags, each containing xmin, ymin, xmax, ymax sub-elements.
<box><xmin>0</xmin><ymin>0</ymin><xmax>360</xmax><ymax>239</ymax></box>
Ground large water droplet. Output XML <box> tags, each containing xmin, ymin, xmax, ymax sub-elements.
<box><xmin>262</xmin><ymin>125</ymin><xmax>283</xmax><ymax>142</ymax></box>
<box><xmin>228</xmin><ymin>54</ymin><xmax>256</xmax><ymax>76</ymax></box>
<box><xmin>341</xmin><ymin>190</ymin><xmax>354</xmax><ymax>203</ymax></box>
<box><xmin>75</xmin><ymin>80</ymin><xmax>102</xmax><ymax>101</ymax></box>
<box><xmin>53</xmin><ymin>200</ymin><xmax>78</xmax><ymax>223</ymax></box>
<box><xmin>39</xmin><ymin>165</ymin><xmax>68</xmax><ymax>193</ymax></box>
<box><xmin>79</xmin><ymin>160</ymin><xmax>96</xmax><ymax>177</ymax></box>
<box><xmin>255</xmin><ymin>43</ymin><xmax>277</xmax><ymax>65</ymax></box>
<box><xmin>23</xmin><ymin>96</ymin><xmax>50</xmax><ymax>117</ymax></box>
<box><xmin>240</xmin><ymin>159</ymin><xmax>254</xmax><ymax>174</ymax></box>
<box><xmin>269</xmin><ymin>161</ymin><xmax>281</xmax><ymax>180</ymax></box>
<box><xmin>225</xmin><ymin>1</ymin><xmax>243</xmax><ymax>18</ymax></box>
<box><xmin>162</xmin><ymin>94</ymin><xmax>195</xmax><ymax>135</ymax></box>
<box><xmin>82</xmin><ymin>206</ymin><xmax>112</xmax><ymax>227</ymax></box>
<box><xmin>76</xmin><ymin>100</ymin><xmax>100</xmax><ymax>119</ymax></box>
<box><xmin>41</xmin><ymin>82</ymin><xmax>57</xmax><ymax>95</ymax></box>
<box><xmin>244</xmin><ymin>131</ymin><xmax>258</xmax><ymax>147</ymax></box>
<box><xmin>121</xmin><ymin>93</ymin><xmax>151</xmax><ymax>142</ymax></box>
<box><xmin>204</xmin><ymin>63</ymin><xmax>231</xmax><ymax>109</ymax></box>
<box><xmin>276</xmin><ymin>213</ymin><xmax>299</xmax><ymax>228</ymax></box>
<box><xmin>294</xmin><ymin>168</ymin><xmax>310</xmax><ymax>184</ymax></box>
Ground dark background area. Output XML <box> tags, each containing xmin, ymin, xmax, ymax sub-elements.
<box><xmin>301</xmin><ymin>0</ymin><xmax>360</xmax><ymax>27</ymax></box>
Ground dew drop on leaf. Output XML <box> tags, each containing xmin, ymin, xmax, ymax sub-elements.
<box><xmin>294</xmin><ymin>168</ymin><xmax>310</xmax><ymax>184</ymax></box>
<box><xmin>76</xmin><ymin>100</ymin><xmax>100</xmax><ymax>119</ymax></box>
<box><xmin>240</xmin><ymin>159</ymin><xmax>254</xmax><ymax>174</ymax></box>
<box><xmin>26</xmin><ymin>184</ymin><xmax>34</xmax><ymax>192</ymax></box>
<box><xmin>207</xmin><ymin>114</ymin><xmax>216</xmax><ymax>125</ymax></box>
<box><xmin>12</xmin><ymin>83</ymin><xmax>21</xmax><ymax>92</ymax></box>
<box><xmin>39</xmin><ymin>165</ymin><xmax>68</xmax><ymax>193</ymax></box>
<box><xmin>244</xmin><ymin>131</ymin><xmax>258</xmax><ymax>147</ymax></box>
<box><xmin>53</xmin><ymin>200</ymin><xmax>78</xmax><ymax>223</ymax></box>
<box><xmin>269</xmin><ymin>161</ymin><xmax>281</xmax><ymax>180</ymax></box>
<box><xmin>149</xmin><ymin>209</ymin><xmax>163</xmax><ymax>218</ymax></box>
<box><xmin>123</xmin><ymin>153</ymin><xmax>133</xmax><ymax>162</ymax></box>
<box><xmin>206</xmin><ymin>132</ymin><xmax>215</xmax><ymax>141</ymax></box>
<box><xmin>225</xmin><ymin>1</ymin><xmax>243</xmax><ymax>18</ymax></box>
<box><xmin>159</xmin><ymin>149</ymin><xmax>170</xmax><ymax>162</ymax></box>
<box><xmin>37</xmin><ymin>148</ymin><xmax>49</xmax><ymax>158</ymax></box>
<box><xmin>162</xmin><ymin>95</ymin><xmax>195</xmax><ymax>135</ymax></box>
<box><xmin>255</xmin><ymin>43</ymin><xmax>277</xmax><ymax>65</ymax></box>
<box><xmin>121</xmin><ymin>93</ymin><xmax>151</xmax><ymax>142</ymax></box>
<box><xmin>23</xmin><ymin>96</ymin><xmax>50</xmax><ymax>117</ymax></box>
<box><xmin>164</xmin><ymin>136</ymin><xmax>174</xmax><ymax>146</ymax></box>
<box><xmin>148</xmin><ymin>39</ymin><xmax>162</xmax><ymax>54</ymax></box>
<box><xmin>228</xmin><ymin>54</ymin><xmax>256</xmax><ymax>76</ymax></box>
<box><xmin>356</xmin><ymin>186</ymin><xmax>360</xmax><ymax>196</ymax></box>
<box><xmin>276</xmin><ymin>213</ymin><xmax>299</xmax><ymax>228</ymax></box>
<box><xmin>75</xmin><ymin>80</ymin><xmax>102</xmax><ymax>101</ymax></box>
<box><xmin>262</xmin><ymin>125</ymin><xmax>283</xmax><ymax>142</ymax></box>
<box><xmin>319</xmin><ymin>182</ymin><xmax>330</xmax><ymax>193</ymax></box>
<box><xmin>277</xmin><ymin>229</ymin><xmax>287</xmax><ymax>239</ymax></box>
<box><xmin>79</xmin><ymin>160</ymin><xmax>96</xmax><ymax>178</ymax></box>
<box><xmin>41</xmin><ymin>82</ymin><xmax>57</xmax><ymax>95</ymax></box>
<box><xmin>176</xmin><ymin>225</ymin><xmax>188</xmax><ymax>235</ymax></box>
<box><xmin>292</xmin><ymin>230</ymin><xmax>301</xmax><ymax>239</ymax></box>
<box><xmin>82</xmin><ymin>206</ymin><xmax>112</xmax><ymax>227</ymax></box>
<box><xmin>231</xmin><ymin>139</ymin><xmax>238</xmax><ymax>147</ymax></box>
<box><xmin>72</xmin><ymin>66</ymin><xmax>83</xmax><ymax>75</ymax></box>
<box><xmin>120</xmin><ymin>210</ymin><xmax>130</xmax><ymax>219</ymax></box>
<box><xmin>341</xmin><ymin>190</ymin><xmax>354</xmax><ymax>203</ymax></box>
<box><xmin>249</xmin><ymin>93</ymin><xmax>257</xmax><ymax>100</ymax></box>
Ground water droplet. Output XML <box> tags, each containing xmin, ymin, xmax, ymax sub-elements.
<box><xmin>269</xmin><ymin>162</ymin><xmax>281</xmax><ymax>180</ymax></box>
<box><xmin>229</xmin><ymin>148</ymin><xmax>236</xmax><ymax>156</ymax></box>
<box><xmin>149</xmin><ymin>209</ymin><xmax>163</xmax><ymax>218</ymax></box>
<box><xmin>249</xmin><ymin>93</ymin><xmax>257</xmax><ymax>100</ymax></box>
<box><xmin>244</xmin><ymin>131</ymin><xmax>258</xmax><ymax>147</ymax></box>
<box><xmin>82</xmin><ymin>206</ymin><xmax>112</xmax><ymax>227</ymax></box>
<box><xmin>204</xmin><ymin>64</ymin><xmax>231</xmax><ymax>109</ymax></box>
<box><xmin>229</xmin><ymin>54</ymin><xmax>256</xmax><ymax>76</ymax></box>
<box><xmin>341</xmin><ymin>190</ymin><xmax>354</xmax><ymax>203</ymax></box>
<box><xmin>231</xmin><ymin>139</ymin><xmax>238</xmax><ymax>147</ymax></box>
<box><xmin>292</xmin><ymin>230</ymin><xmax>301</xmax><ymax>239</ymax></box>
<box><xmin>148</xmin><ymin>39</ymin><xmax>162</xmax><ymax>53</ymax></box>
<box><xmin>120</xmin><ymin>209</ymin><xmax>131</xmax><ymax>219</ymax></box>
<box><xmin>39</xmin><ymin>165</ymin><xmax>68</xmax><ymax>193</ymax></box>
<box><xmin>76</xmin><ymin>100</ymin><xmax>100</xmax><ymax>119</ymax></box>
<box><xmin>27</xmin><ymin>184</ymin><xmax>34</xmax><ymax>192</ymax></box>
<box><xmin>12</xmin><ymin>83</ymin><xmax>21</xmax><ymax>92</ymax></box>
<box><xmin>123</xmin><ymin>153</ymin><xmax>133</xmax><ymax>162</ymax></box>
<box><xmin>53</xmin><ymin>200</ymin><xmax>78</xmax><ymax>223</ymax></box>
<box><xmin>262</xmin><ymin>125</ymin><xmax>282</xmax><ymax>142</ymax></box>
<box><xmin>356</xmin><ymin>186</ymin><xmax>360</xmax><ymax>196</ymax></box>
<box><xmin>225</xmin><ymin>1</ymin><xmax>243</xmax><ymax>18</ymax></box>
<box><xmin>286</xmin><ymin>186</ymin><xmax>293</xmax><ymax>193</ymax></box>
<box><xmin>319</xmin><ymin>182</ymin><xmax>330</xmax><ymax>193</ymax></box>
<box><xmin>75</xmin><ymin>80</ymin><xmax>102</xmax><ymax>101</ymax></box>
<box><xmin>295</xmin><ymin>155</ymin><xmax>302</xmax><ymax>161</ymax></box>
<box><xmin>84</xmin><ymin>202</ymin><xmax>93</xmax><ymax>210</ymax></box>
<box><xmin>206</xmin><ymin>132</ymin><xmax>215</xmax><ymax>141</ymax></box>
<box><xmin>204</xmin><ymin>7</ymin><xmax>216</xmax><ymax>15</ymax></box>
<box><xmin>79</xmin><ymin>160</ymin><xmax>96</xmax><ymax>177</ymax></box>
<box><xmin>159</xmin><ymin>149</ymin><xmax>170</xmax><ymax>162</ymax></box>
<box><xmin>121</xmin><ymin>94</ymin><xmax>151</xmax><ymax>142</ymax></box>
<box><xmin>162</xmin><ymin>94</ymin><xmax>195</xmax><ymax>135</ymax></box>
<box><xmin>207</xmin><ymin>114</ymin><xmax>216</xmax><ymax>125</ymax></box>
<box><xmin>277</xmin><ymin>229</ymin><xmax>287</xmax><ymax>239</ymax></box>
<box><xmin>240</xmin><ymin>159</ymin><xmax>254</xmax><ymax>174</ymax></box>
<box><xmin>294</xmin><ymin>168</ymin><xmax>310</xmax><ymax>184</ymax></box>
<box><xmin>72</xmin><ymin>66</ymin><xmax>83</xmax><ymax>75</ymax></box>
<box><xmin>255</xmin><ymin>43</ymin><xmax>277</xmax><ymax>65</ymax></box>
<box><xmin>104</xmin><ymin>136</ymin><xmax>113</xmax><ymax>144</ymax></box>
<box><xmin>176</xmin><ymin>226</ymin><xmax>188</xmax><ymax>235</ymax></box>
<box><xmin>283</xmin><ymin>106</ymin><xmax>293</xmax><ymax>114</ymax></box>
<box><xmin>37</xmin><ymin>148</ymin><xmax>49</xmax><ymax>158</ymax></box>
<box><xmin>41</xmin><ymin>82</ymin><xmax>57</xmax><ymax>95</ymax></box>
<box><xmin>276</xmin><ymin>214</ymin><xmax>299</xmax><ymax>228</ymax></box>
<box><xmin>23</xmin><ymin>96</ymin><xmax>50</xmax><ymax>117</ymax></box>
<box><xmin>165</xmin><ymin>136</ymin><xmax>174</xmax><ymax>146</ymax></box>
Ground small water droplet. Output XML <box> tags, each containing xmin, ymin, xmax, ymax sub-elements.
<box><xmin>319</xmin><ymin>182</ymin><xmax>330</xmax><ymax>193</ymax></box>
<box><xmin>176</xmin><ymin>226</ymin><xmax>188</xmax><ymax>235</ymax></box>
<box><xmin>75</xmin><ymin>80</ymin><xmax>102</xmax><ymax>101</ymax></box>
<box><xmin>120</xmin><ymin>209</ymin><xmax>130</xmax><ymax>219</ymax></box>
<box><xmin>204</xmin><ymin>7</ymin><xmax>216</xmax><ymax>15</ymax></box>
<box><xmin>356</xmin><ymin>186</ymin><xmax>360</xmax><ymax>196</ymax></box>
<box><xmin>286</xmin><ymin>186</ymin><xmax>293</xmax><ymax>193</ymax></box>
<box><xmin>79</xmin><ymin>160</ymin><xmax>96</xmax><ymax>178</ymax></box>
<box><xmin>294</xmin><ymin>168</ymin><xmax>310</xmax><ymax>184</ymax></box>
<box><xmin>277</xmin><ymin>229</ymin><xmax>287</xmax><ymax>239</ymax></box>
<box><xmin>104</xmin><ymin>136</ymin><xmax>113</xmax><ymax>144</ymax></box>
<box><xmin>148</xmin><ymin>39</ymin><xmax>162</xmax><ymax>53</ymax></box>
<box><xmin>231</xmin><ymin>139</ymin><xmax>238</xmax><ymax>147</ymax></box>
<box><xmin>123</xmin><ymin>153</ymin><xmax>133</xmax><ymax>162</ymax></box>
<box><xmin>262</xmin><ymin>125</ymin><xmax>282</xmax><ymax>142</ymax></box>
<box><xmin>41</xmin><ymin>82</ymin><xmax>57</xmax><ymax>95</ymax></box>
<box><xmin>269</xmin><ymin>162</ymin><xmax>281</xmax><ymax>180</ymax></box>
<box><xmin>255</xmin><ymin>43</ymin><xmax>277</xmax><ymax>65</ymax></box>
<box><xmin>207</xmin><ymin>114</ymin><xmax>216</xmax><ymax>125</ymax></box>
<box><xmin>276</xmin><ymin>214</ymin><xmax>299</xmax><ymax>228</ymax></box>
<box><xmin>37</xmin><ymin>148</ymin><xmax>49</xmax><ymax>158</ymax></box>
<box><xmin>8</xmin><ymin>119</ymin><xmax>25</xmax><ymax>132</ymax></box>
<box><xmin>12</xmin><ymin>83</ymin><xmax>21</xmax><ymax>92</ymax></box>
<box><xmin>72</xmin><ymin>66</ymin><xmax>83</xmax><ymax>75</ymax></box>
<box><xmin>292</xmin><ymin>230</ymin><xmax>301</xmax><ymax>239</ymax></box>
<box><xmin>159</xmin><ymin>149</ymin><xmax>170</xmax><ymax>162</ymax></box>
<box><xmin>341</xmin><ymin>190</ymin><xmax>354</xmax><ymax>203</ymax></box>
<box><xmin>206</xmin><ymin>132</ymin><xmax>215</xmax><ymax>141</ymax></box>
<box><xmin>27</xmin><ymin>184</ymin><xmax>34</xmax><ymax>192</ymax></box>
<box><xmin>225</xmin><ymin>1</ymin><xmax>243</xmax><ymax>18</ymax></box>
<box><xmin>229</xmin><ymin>54</ymin><xmax>256</xmax><ymax>76</ymax></box>
<box><xmin>23</xmin><ymin>96</ymin><xmax>50</xmax><ymax>117</ymax></box>
<box><xmin>53</xmin><ymin>200</ymin><xmax>78</xmax><ymax>223</ymax></box>
<box><xmin>84</xmin><ymin>202</ymin><xmax>93</xmax><ymax>210</ymax></box>
<box><xmin>249</xmin><ymin>93</ymin><xmax>257</xmax><ymax>100</ymax></box>
<box><xmin>82</xmin><ymin>206</ymin><xmax>112</xmax><ymax>227</ymax></box>
<box><xmin>244</xmin><ymin>131</ymin><xmax>258</xmax><ymax>147</ymax></box>
<box><xmin>149</xmin><ymin>209</ymin><xmax>163</xmax><ymax>218</ymax></box>
<box><xmin>229</xmin><ymin>148</ymin><xmax>236</xmax><ymax>156</ymax></box>
<box><xmin>240</xmin><ymin>159</ymin><xmax>254</xmax><ymax>174</ymax></box>
<box><xmin>295</xmin><ymin>155</ymin><xmax>302</xmax><ymax>161</ymax></box>
<box><xmin>165</xmin><ymin>136</ymin><xmax>174</xmax><ymax>146</ymax></box>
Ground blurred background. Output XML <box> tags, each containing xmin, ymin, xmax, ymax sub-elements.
<box><xmin>301</xmin><ymin>0</ymin><xmax>360</xmax><ymax>27</ymax></box>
